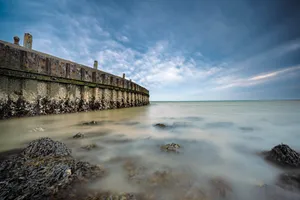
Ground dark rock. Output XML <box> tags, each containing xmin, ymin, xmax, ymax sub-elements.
<box><xmin>0</xmin><ymin>137</ymin><xmax>105</xmax><ymax>200</ymax></box>
<box><xmin>74</xmin><ymin>161</ymin><xmax>105</xmax><ymax>181</ymax></box>
<box><xmin>160</xmin><ymin>143</ymin><xmax>181</xmax><ymax>152</ymax></box>
<box><xmin>209</xmin><ymin>177</ymin><xmax>233</xmax><ymax>198</ymax></box>
<box><xmin>0</xmin><ymin>95</ymin><xmax>149</xmax><ymax>120</ymax></box>
<box><xmin>252</xmin><ymin>183</ymin><xmax>300</xmax><ymax>200</ymax></box>
<box><xmin>81</xmin><ymin>144</ymin><xmax>98</xmax><ymax>151</ymax></box>
<box><xmin>265</xmin><ymin>144</ymin><xmax>300</xmax><ymax>168</ymax></box>
<box><xmin>22</xmin><ymin>137</ymin><xmax>71</xmax><ymax>158</ymax></box>
<box><xmin>154</xmin><ymin>123</ymin><xmax>167</xmax><ymax>128</ymax></box>
<box><xmin>277</xmin><ymin>172</ymin><xmax>300</xmax><ymax>192</ymax></box>
<box><xmin>82</xmin><ymin>121</ymin><xmax>101</xmax><ymax>126</ymax></box>
<box><xmin>239</xmin><ymin>127</ymin><xmax>254</xmax><ymax>131</ymax></box>
<box><xmin>0</xmin><ymin>155</ymin><xmax>75</xmax><ymax>200</ymax></box>
<box><xmin>84</xmin><ymin>191</ymin><xmax>139</xmax><ymax>200</ymax></box>
<box><xmin>73</xmin><ymin>132</ymin><xmax>85</xmax><ymax>139</ymax></box>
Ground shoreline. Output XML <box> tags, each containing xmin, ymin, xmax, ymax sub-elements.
<box><xmin>1</xmin><ymin>133</ymin><xmax>300</xmax><ymax>200</ymax></box>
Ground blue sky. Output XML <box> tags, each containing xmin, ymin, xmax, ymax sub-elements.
<box><xmin>1</xmin><ymin>0</ymin><xmax>300</xmax><ymax>101</ymax></box>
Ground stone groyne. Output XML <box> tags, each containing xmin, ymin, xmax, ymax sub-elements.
<box><xmin>0</xmin><ymin>36</ymin><xmax>150</xmax><ymax>119</ymax></box>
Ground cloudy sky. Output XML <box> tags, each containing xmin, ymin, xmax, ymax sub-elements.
<box><xmin>1</xmin><ymin>0</ymin><xmax>300</xmax><ymax>101</ymax></box>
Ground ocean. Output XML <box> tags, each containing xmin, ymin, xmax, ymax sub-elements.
<box><xmin>1</xmin><ymin>101</ymin><xmax>300</xmax><ymax>199</ymax></box>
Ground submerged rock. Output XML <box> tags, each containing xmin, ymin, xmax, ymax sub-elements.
<box><xmin>82</xmin><ymin>121</ymin><xmax>101</xmax><ymax>126</ymax></box>
<box><xmin>252</xmin><ymin>183</ymin><xmax>300</xmax><ymax>200</ymax></box>
<box><xmin>154</xmin><ymin>123</ymin><xmax>167</xmax><ymax>128</ymax></box>
<box><xmin>0</xmin><ymin>137</ymin><xmax>105</xmax><ymax>200</ymax></box>
<box><xmin>160</xmin><ymin>143</ymin><xmax>181</xmax><ymax>152</ymax></box>
<box><xmin>73</xmin><ymin>132</ymin><xmax>85</xmax><ymax>139</ymax></box>
<box><xmin>210</xmin><ymin>177</ymin><xmax>233</xmax><ymax>198</ymax></box>
<box><xmin>264</xmin><ymin>144</ymin><xmax>300</xmax><ymax>168</ymax></box>
<box><xmin>81</xmin><ymin>144</ymin><xmax>98</xmax><ymax>151</ymax></box>
<box><xmin>277</xmin><ymin>172</ymin><xmax>300</xmax><ymax>192</ymax></box>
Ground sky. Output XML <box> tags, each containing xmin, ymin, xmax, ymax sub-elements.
<box><xmin>0</xmin><ymin>0</ymin><xmax>300</xmax><ymax>101</ymax></box>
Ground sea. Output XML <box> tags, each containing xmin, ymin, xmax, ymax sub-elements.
<box><xmin>1</xmin><ymin>101</ymin><xmax>300</xmax><ymax>200</ymax></box>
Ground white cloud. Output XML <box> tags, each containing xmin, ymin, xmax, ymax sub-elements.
<box><xmin>215</xmin><ymin>65</ymin><xmax>300</xmax><ymax>90</ymax></box>
<box><xmin>17</xmin><ymin>0</ymin><xmax>300</xmax><ymax>100</ymax></box>
<box><xmin>116</xmin><ymin>35</ymin><xmax>129</xmax><ymax>42</ymax></box>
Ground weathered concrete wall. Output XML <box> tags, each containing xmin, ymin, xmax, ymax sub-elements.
<box><xmin>0</xmin><ymin>40</ymin><xmax>150</xmax><ymax>119</ymax></box>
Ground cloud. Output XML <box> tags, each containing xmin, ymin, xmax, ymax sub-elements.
<box><xmin>215</xmin><ymin>65</ymin><xmax>300</xmax><ymax>90</ymax></box>
<box><xmin>3</xmin><ymin>0</ymin><xmax>299</xmax><ymax>100</ymax></box>
<box><xmin>116</xmin><ymin>35</ymin><xmax>129</xmax><ymax>42</ymax></box>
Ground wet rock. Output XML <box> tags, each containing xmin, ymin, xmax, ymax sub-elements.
<box><xmin>81</xmin><ymin>144</ymin><xmax>98</xmax><ymax>151</ymax></box>
<box><xmin>73</xmin><ymin>132</ymin><xmax>85</xmax><ymax>139</ymax></box>
<box><xmin>74</xmin><ymin>161</ymin><xmax>105</xmax><ymax>181</ymax></box>
<box><xmin>22</xmin><ymin>137</ymin><xmax>71</xmax><ymax>158</ymax></box>
<box><xmin>239</xmin><ymin>127</ymin><xmax>254</xmax><ymax>131</ymax></box>
<box><xmin>123</xmin><ymin>159</ymin><xmax>147</xmax><ymax>184</ymax></box>
<box><xmin>264</xmin><ymin>144</ymin><xmax>300</xmax><ymax>168</ymax></box>
<box><xmin>82</xmin><ymin>121</ymin><xmax>101</xmax><ymax>126</ymax></box>
<box><xmin>0</xmin><ymin>155</ymin><xmax>75</xmax><ymax>200</ymax></box>
<box><xmin>184</xmin><ymin>186</ymin><xmax>208</xmax><ymax>200</ymax></box>
<box><xmin>154</xmin><ymin>123</ymin><xmax>167</xmax><ymax>128</ymax></box>
<box><xmin>147</xmin><ymin>170</ymin><xmax>174</xmax><ymax>186</ymax></box>
<box><xmin>0</xmin><ymin>137</ymin><xmax>106</xmax><ymax>200</ymax></box>
<box><xmin>160</xmin><ymin>143</ymin><xmax>181</xmax><ymax>152</ymax></box>
<box><xmin>252</xmin><ymin>183</ymin><xmax>300</xmax><ymax>200</ymax></box>
<box><xmin>277</xmin><ymin>172</ymin><xmax>300</xmax><ymax>192</ymax></box>
<box><xmin>0</xmin><ymin>95</ymin><xmax>150</xmax><ymax>120</ymax></box>
<box><xmin>209</xmin><ymin>177</ymin><xmax>233</xmax><ymax>198</ymax></box>
<box><xmin>84</xmin><ymin>191</ymin><xmax>139</xmax><ymax>200</ymax></box>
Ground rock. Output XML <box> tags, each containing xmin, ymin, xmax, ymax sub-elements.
<box><xmin>148</xmin><ymin>170</ymin><xmax>173</xmax><ymax>186</ymax></box>
<box><xmin>82</xmin><ymin>121</ymin><xmax>100</xmax><ymax>125</ymax></box>
<box><xmin>252</xmin><ymin>183</ymin><xmax>300</xmax><ymax>200</ymax></box>
<box><xmin>73</xmin><ymin>132</ymin><xmax>85</xmax><ymax>139</ymax></box>
<box><xmin>154</xmin><ymin>123</ymin><xmax>167</xmax><ymax>128</ymax></box>
<box><xmin>22</xmin><ymin>137</ymin><xmax>71</xmax><ymax>158</ymax></box>
<box><xmin>0</xmin><ymin>137</ymin><xmax>106</xmax><ymax>200</ymax></box>
<box><xmin>277</xmin><ymin>172</ymin><xmax>300</xmax><ymax>192</ymax></box>
<box><xmin>74</xmin><ymin>161</ymin><xmax>105</xmax><ymax>180</ymax></box>
<box><xmin>184</xmin><ymin>185</ymin><xmax>208</xmax><ymax>200</ymax></box>
<box><xmin>0</xmin><ymin>154</ymin><xmax>76</xmax><ymax>200</ymax></box>
<box><xmin>29</xmin><ymin>127</ymin><xmax>45</xmax><ymax>132</ymax></box>
<box><xmin>210</xmin><ymin>177</ymin><xmax>233</xmax><ymax>198</ymax></box>
<box><xmin>160</xmin><ymin>143</ymin><xmax>181</xmax><ymax>152</ymax></box>
<box><xmin>81</xmin><ymin>144</ymin><xmax>98</xmax><ymax>151</ymax></box>
<box><xmin>84</xmin><ymin>191</ymin><xmax>139</xmax><ymax>200</ymax></box>
<box><xmin>264</xmin><ymin>144</ymin><xmax>300</xmax><ymax>168</ymax></box>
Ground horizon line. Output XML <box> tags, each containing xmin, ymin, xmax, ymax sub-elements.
<box><xmin>150</xmin><ymin>99</ymin><xmax>300</xmax><ymax>102</ymax></box>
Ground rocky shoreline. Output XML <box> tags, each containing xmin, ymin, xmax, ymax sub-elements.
<box><xmin>1</xmin><ymin>133</ymin><xmax>300</xmax><ymax>200</ymax></box>
<box><xmin>0</xmin><ymin>97</ymin><xmax>149</xmax><ymax>120</ymax></box>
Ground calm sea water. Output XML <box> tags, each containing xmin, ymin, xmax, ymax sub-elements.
<box><xmin>1</xmin><ymin>101</ymin><xmax>300</xmax><ymax>199</ymax></box>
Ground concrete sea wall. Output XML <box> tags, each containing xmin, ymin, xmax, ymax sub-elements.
<box><xmin>0</xmin><ymin>40</ymin><xmax>149</xmax><ymax>119</ymax></box>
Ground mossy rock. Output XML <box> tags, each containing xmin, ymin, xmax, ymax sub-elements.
<box><xmin>160</xmin><ymin>143</ymin><xmax>181</xmax><ymax>152</ymax></box>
